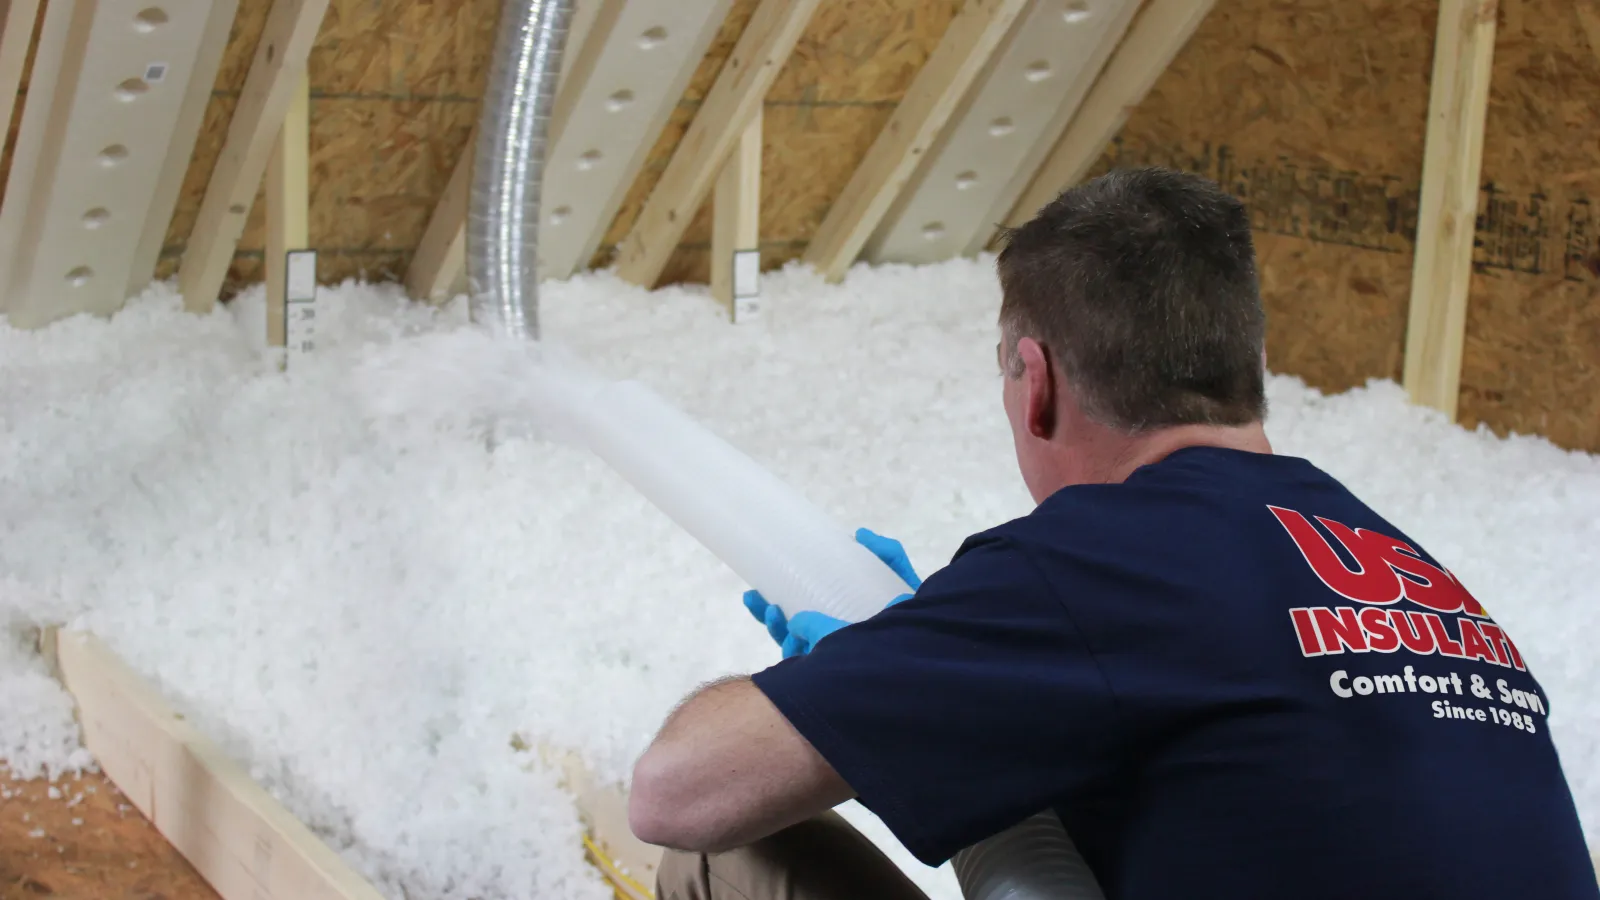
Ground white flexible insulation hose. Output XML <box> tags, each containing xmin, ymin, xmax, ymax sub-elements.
<box><xmin>543</xmin><ymin>375</ymin><xmax>1105</xmax><ymax>900</ymax></box>
<box><xmin>561</xmin><ymin>379</ymin><xmax>912</xmax><ymax>621</ymax></box>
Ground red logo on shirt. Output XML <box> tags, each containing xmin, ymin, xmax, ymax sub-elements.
<box><xmin>1268</xmin><ymin>506</ymin><xmax>1525</xmax><ymax>670</ymax></box>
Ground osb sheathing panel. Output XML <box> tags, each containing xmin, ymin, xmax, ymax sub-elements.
<box><xmin>1092</xmin><ymin>0</ymin><xmax>1600</xmax><ymax>451</ymax></box>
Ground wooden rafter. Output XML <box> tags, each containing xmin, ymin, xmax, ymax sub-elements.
<box><xmin>0</xmin><ymin>0</ymin><xmax>49</xmax><ymax>316</ymax></box>
<box><xmin>1402</xmin><ymin>0</ymin><xmax>1497</xmax><ymax>420</ymax></box>
<box><xmin>405</xmin><ymin>123</ymin><xmax>474</xmax><ymax>303</ymax></box>
<box><xmin>178</xmin><ymin>0</ymin><xmax>330</xmax><ymax>314</ymax></box>
<box><xmin>803</xmin><ymin>0</ymin><xmax>1029</xmax><ymax>282</ymax></box>
<box><xmin>613</xmin><ymin>0</ymin><xmax>821</xmax><ymax>289</ymax></box>
<box><xmin>266</xmin><ymin>73</ymin><xmax>311</xmax><ymax>349</ymax></box>
<box><xmin>0</xmin><ymin>0</ymin><xmax>40</xmax><ymax>200</ymax></box>
<box><xmin>1003</xmin><ymin>0</ymin><xmax>1216</xmax><ymax>229</ymax></box>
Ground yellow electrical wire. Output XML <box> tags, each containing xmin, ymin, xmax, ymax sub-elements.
<box><xmin>582</xmin><ymin>832</ymin><xmax>656</xmax><ymax>900</ymax></box>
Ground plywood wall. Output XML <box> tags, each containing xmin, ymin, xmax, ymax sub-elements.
<box><xmin>0</xmin><ymin>0</ymin><xmax>1594</xmax><ymax>453</ymax></box>
<box><xmin>1092</xmin><ymin>0</ymin><xmax>1600</xmax><ymax>452</ymax></box>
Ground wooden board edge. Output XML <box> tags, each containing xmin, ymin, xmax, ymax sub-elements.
<box><xmin>710</xmin><ymin>110</ymin><xmax>762</xmax><ymax>316</ymax></box>
<box><xmin>177</xmin><ymin>0</ymin><xmax>331</xmax><ymax>314</ymax></box>
<box><xmin>40</xmin><ymin>627</ymin><xmax>385</xmax><ymax>900</ymax></box>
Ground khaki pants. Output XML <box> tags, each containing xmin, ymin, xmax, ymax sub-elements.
<box><xmin>656</xmin><ymin>811</ymin><xmax>931</xmax><ymax>900</ymax></box>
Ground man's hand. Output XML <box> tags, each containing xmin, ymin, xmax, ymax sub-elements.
<box><xmin>742</xmin><ymin>527</ymin><xmax>921</xmax><ymax>657</ymax></box>
<box><xmin>854</xmin><ymin>527</ymin><xmax>923</xmax><ymax>589</ymax></box>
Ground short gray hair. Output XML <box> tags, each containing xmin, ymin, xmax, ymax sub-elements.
<box><xmin>995</xmin><ymin>167</ymin><xmax>1267</xmax><ymax>432</ymax></box>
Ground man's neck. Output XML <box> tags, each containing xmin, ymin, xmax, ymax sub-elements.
<box><xmin>1073</xmin><ymin>420</ymin><xmax>1273</xmax><ymax>487</ymax></box>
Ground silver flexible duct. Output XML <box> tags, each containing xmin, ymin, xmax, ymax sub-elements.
<box><xmin>955</xmin><ymin>811</ymin><xmax>1105</xmax><ymax>900</ymax></box>
<box><xmin>466</xmin><ymin>0</ymin><xmax>574</xmax><ymax>340</ymax></box>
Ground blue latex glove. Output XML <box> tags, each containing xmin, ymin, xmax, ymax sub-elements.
<box><xmin>743</xmin><ymin>527</ymin><xmax>921</xmax><ymax>658</ymax></box>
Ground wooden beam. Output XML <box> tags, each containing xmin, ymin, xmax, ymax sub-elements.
<box><xmin>43</xmin><ymin>628</ymin><xmax>385</xmax><ymax>900</ymax></box>
<box><xmin>802</xmin><ymin>0</ymin><xmax>1028</xmax><ymax>282</ymax></box>
<box><xmin>128</xmin><ymin>0</ymin><xmax>240</xmax><ymax>299</ymax></box>
<box><xmin>0</xmin><ymin>0</ymin><xmax>56</xmax><ymax>316</ymax></box>
<box><xmin>406</xmin><ymin>128</ymin><xmax>474</xmax><ymax>304</ymax></box>
<box><xmin>1402</xmin><ymin>0</ymin><xmax>1497</xmax><ymax>420</ymax></box>
<box><xmin>0</xmin><ymin>1</ymin><xmax>42</xmax><ymax>180</ymax></box>
<box><xmin>403</xmin><ymin>0</ymin><xmax>626</xmax><ymax>302</ymax></box>
<box><xmin>1004</xmin><ymin>0</ymin><xmax>1216</xmax><ymax>229</ymax></box>
<box><xmin>711</xmin><ymin>110</ymin><xmax>762</xmax><ymax>317</ymax></box>
<box><xmin>266</xmin><ymin>74</ymin><xmax>310</xmax><ymax>350</ymax></box>
<box><xmin>178</xmin><ymin>0</ymin><xmax>330</xmax><ymax>314</ymax></box>
<box><xmin>613</xmin><ymin>0</ymin><xmax>820</xmax><ymax>289</ymax></box>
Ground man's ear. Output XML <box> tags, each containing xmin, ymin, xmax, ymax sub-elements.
<box><xmin>1017</xmin><ymin>337</ymin><xmax>1054</xmax><ymax>439</ymax></box>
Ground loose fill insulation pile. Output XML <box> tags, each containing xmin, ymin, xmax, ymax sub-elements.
<box><xmin>2</xmin><ymin>257</ymin><xmax>1597</xmax><ymax>899</ymax></box>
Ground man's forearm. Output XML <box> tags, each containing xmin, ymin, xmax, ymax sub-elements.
<box><xmin>629</xmin><ymin>674</ymin><xmax>853</xmax><ymax>851</ymax></box>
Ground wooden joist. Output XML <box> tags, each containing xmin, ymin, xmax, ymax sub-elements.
<box><xmin>803</xmin><ymin>0</ymin><xmax>1029</xmax><ymax>283</ymax></box>
<box><xmin>0</xmin><ymin>0</ymin><xmax>41</xmax><ymax>216</ymax></box>
<box><xmin>0</xmin><ymin>0</ymin><xmax>238</xmax><ymax>329</ymax></box>
<box><xmin>0</xmin><ymin>0</ymin><xmax>62</xmax><ymax>321</ymax></box>
<box><xmin>710</xmin><ymin>111</ymin><xmax>762</xmax><ymax>319</ymax></box>
<box><xmin>266</xmin><ymin>74</ymin><xmax>311</xmax><ymax>350</ymax></box>
<box><xmin>1004</xmin><ymin>0</ymin><xmax>1216</xmax><ymax>229</ymax></box>
<box><xmin>178</xmin><ymin>0</ymin><xmax>330</xmax><ymax>314</ymax></box>
<box><xmin>42</xmin><ymin>628</ymin><xmax>385</xmax><ymax>900</ymax></box>
<box><xmin>1402</xmin><ymin>0</ymin><xmax>1498</xmax><ymax>420</ymax></box>
<box><xmin>405</xmin><ymin>125</ymin><xmax>475</xmax><ymax>304</ymax></box>
<box><xmin>864</xmin><ymin>0</ymin><xmax>1141</xmax><ymax>265</ymax></box>
<box><xmin>614</xmin><ymin>0</ymin><xmax>821</xmax><ymax>289</ymax></box>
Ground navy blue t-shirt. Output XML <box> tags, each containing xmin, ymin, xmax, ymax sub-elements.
<box><xmin>751</xmin><ymin>447</ymin><xmax>1597</xmax><ymax>899</ymax></box>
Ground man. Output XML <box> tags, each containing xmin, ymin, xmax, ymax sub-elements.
<box><xmin>628</xmin><ymin>168</ymin><xmax>1598</xmax><ymax>899</ymax></box>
